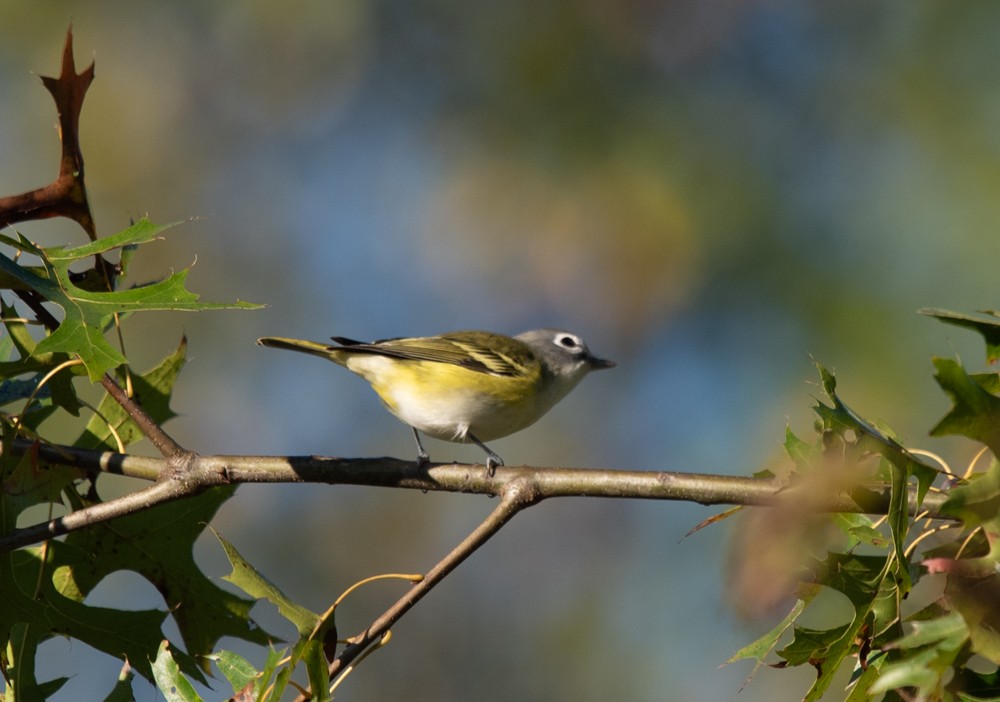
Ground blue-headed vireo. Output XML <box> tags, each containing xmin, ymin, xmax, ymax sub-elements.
<box><xmin>257</xmin><ymin>329</ymin><xmax>615</xmax><ymax>474</ymax></box>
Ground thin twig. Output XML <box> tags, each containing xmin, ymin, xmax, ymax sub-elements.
<box><xmin>0</xmin><ymin>479</ymin><xmax>190</xmax><ymax>551</ymax></box>
<box><xmin>318</xmin><ymin>477</ymin><xmax>542</xmax><ymax>698</ymax></box>
<box><xmin>98</xmin><ymin>374</ymin><xmax>185</xmax><ymax>458</ymax></box>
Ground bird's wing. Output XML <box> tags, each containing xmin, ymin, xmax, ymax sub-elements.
<box><xmin>330</xmin><ymin>332</ymin><xmax>537</xmax><ymax>377</ymax></box>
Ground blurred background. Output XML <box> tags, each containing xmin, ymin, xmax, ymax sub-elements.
<box><xmin>2</xmin><ymin>1</ymin><xmax>999</xmax><ymax>699</ymax></box>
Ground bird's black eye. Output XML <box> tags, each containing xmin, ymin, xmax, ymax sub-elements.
<box><xmin>557</xmin><ymin>334</ymin><xmax>580</xmax><ymax>350</ymax></box>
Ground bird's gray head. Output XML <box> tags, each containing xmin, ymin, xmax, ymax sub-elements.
<box><xmin>515</xmin><ymin>329</ymin><xmax>616</xmax><ymax>380</ymax></box>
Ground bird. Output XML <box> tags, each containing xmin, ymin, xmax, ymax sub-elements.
<box><xmin>257</xmin><ymin>329</ymin><xmax>615</xmax><ymax>475</ymax></box>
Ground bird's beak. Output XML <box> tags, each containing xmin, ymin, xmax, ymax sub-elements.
<box><xmin>588</xmin><ymin>356</ymin><xmax>616</xmax><ymax>370</ymax></box>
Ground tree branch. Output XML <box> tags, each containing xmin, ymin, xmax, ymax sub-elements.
<box><xmin>0</xmin><ymin>439</ymin><xmax>954</xmax><ymax>554</ymax></box>
<box><xmin>0</xmin><ymin>436</ymin><xmax>959</xmax><ymax>702</ymax></box>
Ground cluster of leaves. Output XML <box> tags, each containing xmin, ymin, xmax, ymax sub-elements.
<box><xmin>0</xmin><ymin>227</ymin><xmax>397</xmax><ymax>700</ymax></box>
<box><xmin>150</xmin><ymin>534</ymin><xmax>411</xmax><ymax>702</ymax></box>
<box><xmin>0</xmin><ymin>29</ymin><xmax>308</xmax><ymax>698</ymax></box>
<box><xmin>730</xmin><ymin>310</ymin><xmax>1000</xmax><ymax>701</ymax></box>
<box><xmin>0</xmin><ymin>217</ymin><xmax>373</xmax><ymax>702</ymax></box>
<box><xmin>0</xmin><ymin>30</ymin><xmax>412</xmax><ymax>702</ymax></box>
<box><xmin>0</xmin><ymin>220</ymin><xmax>275</xmax><ymax>698</ymax></box>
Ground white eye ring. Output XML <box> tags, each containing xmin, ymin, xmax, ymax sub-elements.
<box><xmin>556</xmin><ymin>334</ymin><xmax>580</xmax><ymax>350</ymax></box>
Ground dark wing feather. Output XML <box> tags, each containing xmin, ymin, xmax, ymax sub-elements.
<box><xmin>330</xmin><ymin>336</ymin><xmax>366</xmax><ymax>346</ymax></box>
<box><xmin>329</xmin><ymin>331</ymin><xmax>536</xmax><ymax>377</ymax></box>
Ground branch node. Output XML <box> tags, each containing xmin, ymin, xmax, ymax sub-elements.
<box><xmin>160</xmin><ymin>451</ymin><xmax>202</xmax><ymax>485</ymax></box>
<box><xmin>500</xmin><ymin>474</ymin><xmax>543</xmax><ymax>507</ymax></box>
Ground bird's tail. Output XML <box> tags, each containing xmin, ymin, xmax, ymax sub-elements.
<box><xmin>256</xmin><ymin>337</ymin><xmax>348</xmax><ymax>366</ymax></box>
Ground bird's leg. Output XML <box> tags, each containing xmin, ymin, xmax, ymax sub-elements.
<box><xmin>467</xmin><ymin>433</ymin><xmax>504</xmax><ymax>477</ymax></box>
<box><xmin>411</xmin><ymin>427</ymin><xmax>430</xmax><ymax>467</ymax></box>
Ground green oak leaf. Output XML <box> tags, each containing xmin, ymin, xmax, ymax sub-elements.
<box><xmin>787</xmin><ymin>552</ymin><xmax>901</xmax><ymax>701</ymax></box>
<box><xmin>0</xmin><ymin>218</ymin><xmax>261</xmax><ymax>381</ymax></box>
<box><xmin>218</xmin><ymin>532</ymin><xmax>319</xmax><ymax>637</ymax></box>
<box><xmin>0</xmin><ymin>544</ymin><xmax>172</xmax><ymax>685</ymax></box>
<box><xmin>940</xmin><ymin>460</ymin><xmax>1000</xmax><ymax>532</ymax></box>
<box><xmin>783</xmin><ymin>425</ymin><xmax>815</xmax><ymax>472</ymax></box>
<box><xmin>726</xmin><ymin>598</ymin><xmax>806</xmax><ymax>675</ymax></box>
<box><xmin>813</xmin><ymin>362</ymin><xmax>937</xmax><ymax>505</ymax></box>
<box><xmin>218</xmin><ymin>532</ymin><xmax>332</xmax><ymax>701</ymax></box>
<box><xmin>152</xmin><ymin>641</ymin><xmax>204</xmax><ymax>702</ymax></box>
<box><xmin>921</xmin><ymin>308</ymin><xmax>1000</xmax><ymax>365</ymax></box>
<box><xmin>812</xmin><ymin>362</ymin><xmax>936</xmax><ymax>598</ymax></box>
<box><xmin>930</xmin><ymin>357</ymin><xmax>1000</xmax><ymax>455</ymax></box>
<box><xmin>0</xmin><ymin>430</ymin><xmax>84</xmax><ymax>529</ymax></box>
<box><xmin>206</xmin><ymin>649</ymin><xmax>264</xmax><ymax>699</ymax></box>
<box><xmin>869</xmin><ymin>612</ymin><xmax>967</xmax><ymax>698</ymax></box>
<box><xmin>55</xmin><ymin>486</ymin><xmax>274</xmax><ymax>677</ymax></box>
<box><xmin>1</xmin><ymin>299</ymin><xmax>83</xmax><ymax>416</ymax></box>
